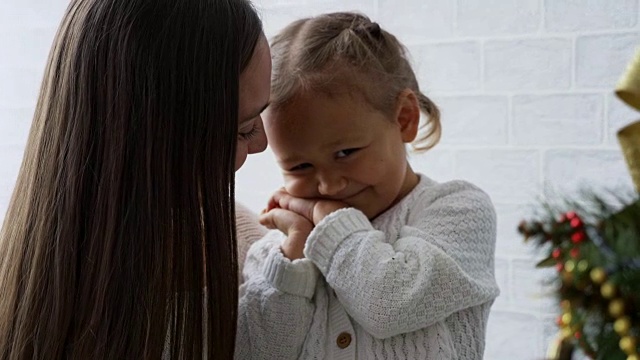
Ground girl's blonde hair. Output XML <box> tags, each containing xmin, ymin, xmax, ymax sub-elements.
<box><xmin>270</xmin><ymin>12</ymin><xmax>441</xmax><ymax>151</ymax></box>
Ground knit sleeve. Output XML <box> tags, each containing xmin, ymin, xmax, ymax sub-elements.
<box><xmin>303</xmin><ymin>182</ymin><xmax>500</xmax><ymax>340</ymax></box>
<box><xmin>235</xmin><ymin>231</ymin><xmax>319</xmax><ymax>360</ymax></box>
<box><xmin>235</xmin><ymin>202</ymin><xmax>268</xmax><ymax>283</ymax></box>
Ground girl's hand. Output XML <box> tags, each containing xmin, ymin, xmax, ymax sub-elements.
<box><xmin>268</xmin><ymin>188</ymin><xmax>349</xmax><ymax>225</ymax></box>
<box><xmin>259</xmin><ymin>208</ymin><xmax>313</xmax><ymax>260</ymax></box>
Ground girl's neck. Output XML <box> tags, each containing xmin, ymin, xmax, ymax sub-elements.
<box><xmin>392</xmin><ymin>165</ymin><xmax>420</xmax><ymax>209</ymax></box>
<box><xmin>403</xmin><ymin>165</ymin><xmax>420</xmax><ymax>195</ymax></box>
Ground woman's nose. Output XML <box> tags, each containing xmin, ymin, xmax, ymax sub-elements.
<box><xmin>248</xmin><ymin>118</ymin><xmax>267</xmax><ymax>154</ymax></box>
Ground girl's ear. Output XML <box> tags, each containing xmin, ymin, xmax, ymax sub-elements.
<box><xmin>394</xmin><ymin>89</ymin><xmax>420</xmax><ymax>143</ymax></box>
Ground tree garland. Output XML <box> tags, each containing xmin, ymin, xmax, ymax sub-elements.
<box><xmin>520</xmin><ymin>47</ymin><xmax>640</xmax><ymax>360</ymax></box>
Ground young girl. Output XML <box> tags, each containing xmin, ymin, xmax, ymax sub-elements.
<box><xmin>235</xmin><ymin>12</ymin><xmax>499</xmax><ymax>360</ymax></box>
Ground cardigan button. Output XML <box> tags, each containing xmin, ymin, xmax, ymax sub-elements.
<box><xmin>336</xmin><ymin>332</ymin><xmax>352</xmax><ymax>349</ymax></box>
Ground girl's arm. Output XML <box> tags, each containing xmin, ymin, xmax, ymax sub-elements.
<box><xmin>304</xmin><ymin>181</ymin><xmax>500</xmax><ymax>340</ymax></box>
<box><xmin>234</xmin><ymin>231</ymin><xmax>318</xmax><ymax>360</ymax></box>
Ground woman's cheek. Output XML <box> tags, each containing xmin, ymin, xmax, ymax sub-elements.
<box><xmin>234</xmin><ymin>142</ymin><xmax>249</xmax><ymax>171</ymax></box>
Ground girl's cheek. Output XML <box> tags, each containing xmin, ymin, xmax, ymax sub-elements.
<box><xmin>284</xmin><ymin>177</ymin><xmax>314</xmax><ymax>198</ymax></box>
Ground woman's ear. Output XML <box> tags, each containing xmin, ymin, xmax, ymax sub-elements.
<box><xmin>394</xmin><ymin>89</ymin><xmax>420</xmax><ymax>143</ymax></box>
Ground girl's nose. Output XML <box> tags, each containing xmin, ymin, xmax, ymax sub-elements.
<box><xmin>317</xmin><ymin>172</ymin><xmax>347</xmax><ymax>196</ymax></box>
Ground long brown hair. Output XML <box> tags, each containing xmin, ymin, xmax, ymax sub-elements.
<box><xmin>0</xmin><ymin>0</ymin><xmax>262</xmax><ymax>358</ymax></box>
<box><xmin>270</xmin><ymin>12</ymin><xmax>441</xmax><ymax>152</ymax></box>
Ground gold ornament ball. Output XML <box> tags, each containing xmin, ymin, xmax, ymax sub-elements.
<box><xmin>590</xmin><ymin>267</ymin><xmax>607</xmax><ymax>284</ymax></box>
<box><xmin>577</xmin><ymin>259</ymin><xmax>589</xmax><ymax>272</ymax></box>
<box><xmin>561</xmin><ymin>313</ymin><xmax>572</xmax><ymax>326</ymax></box>
<box><xmin>565</xmin><ymin>260</ymin><xmax>576</xmax><ymax>273</ymax></box>
<box><xmin>609</xmin><ymin>299</ymin><xmax>626</xmax><ymax>318</ymax></box>
<box><xmin>561</xmin><ymin>327</ymin><xmax>573</xmax><ymax>339</ymax></box>
<box><xmin>620</xmin><ymin>336</ymin><xmax>637</xmax><ymax>355</ymax></box>
<box><xmin>615</xmin><ymin>316</ymin><xmax>632</xmax><ymax>336</ymax></box>
<box><xmin>601</xmin><ymin>281</ymin><xmax>617</xmax><ymax>299</ymax></box>
<box><xmin>561</xmin><ymin>270</ymin><xmax>574</xmax><ymax>283</ymax></box>
<box><xmin>575</xmin><ymin>280</ymin><xmax>588</xmax><ymax>290</ymax></box>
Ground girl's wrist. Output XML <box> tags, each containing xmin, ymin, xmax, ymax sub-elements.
<box><xmin>280</xmin><ymin>228</ymin><xmax>310</xmax><ymax>260</ymax></box>
<box><xmin>313</xmin><ymin>201</ymin><xmax>349</xmax><ymax>224</ymax></box>
<box><xmin>263</xmin><ymin>246</ymin><xmax>319</xmax><ymax>299</ymax></box>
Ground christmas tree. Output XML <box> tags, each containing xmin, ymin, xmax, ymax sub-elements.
<box><xmin>519</xmin><ymin>49</ymin><xmax>640</xmax><ymax>360</ymax></box>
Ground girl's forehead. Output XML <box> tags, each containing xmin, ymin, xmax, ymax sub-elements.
<box><xmin>265</xmin><ymin>94</ymin><xmax>394</xmax><ymax>146</ymax></box>
<box><xmin>272</xmin><ymin>66</ymin><xmax>378</xmax><ymax>107</ymax></box>
<box><xmin>272</xmin><ymin>84</ymin><xmax>379</xmax><ymax>116</ymax></box>
<box><xmin>268</xmin><ymin>93</ymin><xmax>367</xmax><ymax>125</ymax></box>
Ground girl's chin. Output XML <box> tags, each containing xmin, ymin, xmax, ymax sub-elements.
<box><xmin>352</xmin><ymin>203</ymin><xmax>383</xmax><ymax>220</ymax></box>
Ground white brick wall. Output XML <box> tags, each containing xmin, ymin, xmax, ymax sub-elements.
<box><xmin>576</xmin><ymin>33</ymin><xmax>640</xmax><ymax>88</ymax></box>
<box><xmin>545</xmin><ymin>0</ymin><xmax>638</xmax><ymax>31</ymax></box>
<box><xmin>457</xmin><ymin>0</ymin><xmax>541</xmax><ymax>36</ymax></box>
<box><xmin>485</xmin><ymin>38</ymin><xmax>573</xmax><ymax>91</ymax></box>
<box><xmin>415</xmin><ymin>41</ymin><xmax>482</xmax><ymax>92</ymax></box>
<box><xmin>435</xmin><ymin>96</ymin><xmax>509</xmax><ymax>145</ymax></box>
<box><xmin>1</xmin><ymin>1</ymin><xmax>639</xmax><ymax>358</ymax></box>
<box><xmin>378</xmin><ymin>0</ymin><xmax>454</xmax><ymax>42</ymax></box>
<box><xmin>512</xmin><ymin>94</ymin><xmax>603</xmax><ymax>146</ymax></box>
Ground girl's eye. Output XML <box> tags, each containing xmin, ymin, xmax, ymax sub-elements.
<box><xmin>289</xmin><ymin>163</ymin><xmax>312</xmax><ymax>172</ymax></box>
<box><xmin>336</xmin><ymin>148</ymin><xmax>359</xmax><ymax>158</ymax></box>
<box><xmin>238</xmin><ymin>123</ymin><xmax>260</xmax><ymax>140</ymax></box>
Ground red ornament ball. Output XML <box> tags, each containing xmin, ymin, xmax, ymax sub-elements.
<box><xmin>552</xmin><ymin>248</ymin><xmax>562</xmax><ymax>259</ymax></box>
<box><xmin>571</xmin><ymin>231</ymin><xmax>586</xmax><ymax>244</ymax></box>
<box><xmin>570</xmin><ymin>248</ymin><xmax>580</xmax><ymax>258</ymax></box>
<box><xmin>570</xmin><ymin>218</ymin><xmax>583</xmax><ymax>229</ymax></box>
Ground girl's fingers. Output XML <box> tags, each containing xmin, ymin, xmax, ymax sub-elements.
<box><xmin>258</xmin><ymin>211</ymin><xmax>276</xmax><ymax>229</ymax></box>
<box><xmin>259</xmin><ymin>208</ymin><xmax>312</xmax><ymax>235</ymax></box>
<box><xmin>266</xmin><ymin>196</ymin><xmax>279</xmax><ymax>212</ymax></box>
<box><xmin>270</xmin><ymin>189</ymin><xmax>288</xmax><ymax>207</ymax></box>
<box><xmin>273</xmin><ymin>192</ymin><xmax>316</xmax><ymax>221</ymax></box>
<box><xmin>265</xmin><ymin>188</ymin><xmax>349</xmax><ymax>226</ymax></box>
<box><xmin>265</xmin><ymin>187</ymin><xmax>288</xmax><ymax>212</ymax></box>
<box><xmin>260</xmin><ymin>207</ymin><xmax>313</xmax><ymax>260</ymax></box>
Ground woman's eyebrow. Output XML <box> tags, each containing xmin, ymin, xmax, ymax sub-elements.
<box><xmin>242</xmin><ymin>102</ymin><xmax>270</xmax><ymax>122</ymax></box>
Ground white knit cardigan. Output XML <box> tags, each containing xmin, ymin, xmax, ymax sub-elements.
<box><xmin>235</xmin><ymin>175</ymin><xmax>500</xmax><ymax>359</ymax></box>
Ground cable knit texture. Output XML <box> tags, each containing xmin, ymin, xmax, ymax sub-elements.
<box><xmin>235</xmin><ymin>175</ymin><xmax>500</xmax><ymax>359</ymax></box>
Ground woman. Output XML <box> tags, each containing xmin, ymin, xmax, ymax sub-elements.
<box><xmin>0</xmin><ymin>0</ymin><xmax>270</xmax><ymax>358</ymax></box>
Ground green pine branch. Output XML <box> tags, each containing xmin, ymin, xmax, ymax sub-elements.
<box><xmin>519</xmin><ymin>194</ymin><xmax>640</xmax><ymax>358</ymax></box>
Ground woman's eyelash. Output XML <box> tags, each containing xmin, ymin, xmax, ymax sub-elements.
<box><xmin>239</xmin><ymin>124</ymin><xmax>260</xmax><ymax>140</ymax></box>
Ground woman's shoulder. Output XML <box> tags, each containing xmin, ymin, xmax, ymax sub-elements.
<box><xmin>236</xmin><ymin>202</ymin><xmax>269</xmax><ymax>279</ymax></box>
<box><xmin>236</xmin><ymin>202</ymin><xmax>268</xmax><ymax>236</ymax></box>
